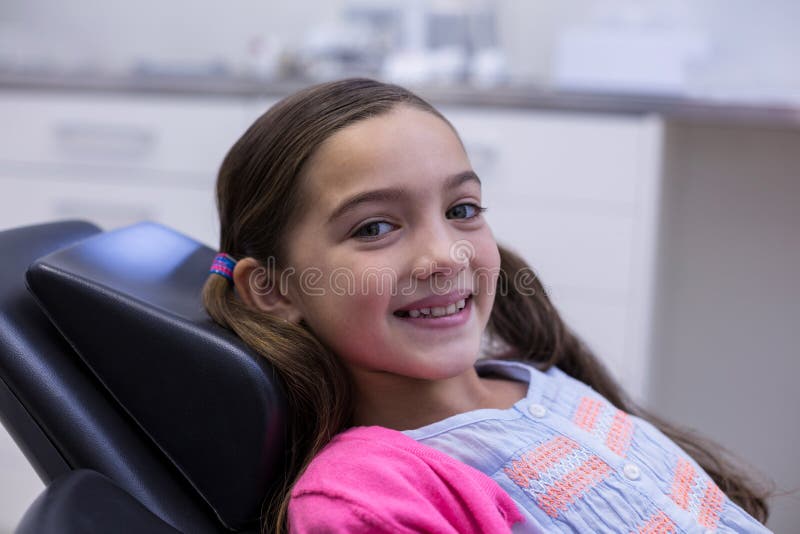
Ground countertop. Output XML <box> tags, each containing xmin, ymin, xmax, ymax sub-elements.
<box><xmin>2</xmin><ymin>70</ymin><xmax>799</xmax><ymax>129</ymax></box>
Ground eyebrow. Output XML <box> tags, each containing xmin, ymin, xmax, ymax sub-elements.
<box><xmin>327</xmin><ymin>170</ymin><xmax>482</xmax><ymax>223</ymax></box>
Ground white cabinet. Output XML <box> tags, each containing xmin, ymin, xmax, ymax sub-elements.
<box><xmin>0</xmin><ymin>91</ymin><xmax>252</xmax><ymax>247</ymax></box>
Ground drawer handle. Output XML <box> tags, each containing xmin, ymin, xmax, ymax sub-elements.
<box><xmin>51</xmin><ymin>199</ymin><xmax>153</xmax><ymax>226</ymax></box>
<box><xmin>53</xmin><ymin>122</ymin><xmax>156</xmax><ymax>159</ymax></box>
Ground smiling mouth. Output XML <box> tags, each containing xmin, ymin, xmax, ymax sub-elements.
<box><xmin>393</xmin><ymin>295</ymin><xmax>473</xmax><ymax>318</ymax></box>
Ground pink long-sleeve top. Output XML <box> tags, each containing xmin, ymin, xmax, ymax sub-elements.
<box><xmin>288</xmin><ymin>425</ymin><xmax>526</xmax><ymax>533</ymax></box>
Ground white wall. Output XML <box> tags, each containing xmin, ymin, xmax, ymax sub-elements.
<box><xmin>649</xmin><ymin>121</ymin><xmax>800</xmax><ymax>532</ymax></box>
<box><xmin>497</xmin><ymin>0</ymin><xmax>800</xmax><ymax>101</ymax></box>
<box><xmin>0</xmin><ymin>1</ymin><xmax>346</xmax><ymax>74</ymax></box>
<box><xmin>2</xmin><ymin>1</ymin><xmax>799</xmax><ymax>102</ymax></box>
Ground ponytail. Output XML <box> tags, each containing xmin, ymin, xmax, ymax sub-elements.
<box><xmin>202</xmin><ymin>273</ymin><xmax>352</xmax><ymax>534</ymax></box>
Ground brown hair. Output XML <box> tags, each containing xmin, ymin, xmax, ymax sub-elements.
<box><xmin>202</xmin><ymin>78</ymin><xmax>771</xmax><ymax>533</ymax></box>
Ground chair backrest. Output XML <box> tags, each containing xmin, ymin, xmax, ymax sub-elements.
<box><xmin>0</xmin><ymin>220</ymin><xmax>100</xmax><ymax>483</ymax></box>
<box><xmin>0</xmin><ymin>221</ymin><xmax>287</xmax><ymax>533</ymax></box>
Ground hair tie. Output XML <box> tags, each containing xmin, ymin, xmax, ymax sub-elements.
<box><xmin>210</xmin><ymin>252</ymin><xmax>237</xmax><ymax>284</ymax></box>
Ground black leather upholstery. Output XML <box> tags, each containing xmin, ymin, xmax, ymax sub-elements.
<box><xmin>16</xmin><ymin>470</ymin><xmax>182</xmax><ymax>534</ymax></box>
<box><xmin>0</xmin><ymin>221</ymin><xmax>100</xmax><ymax>484</ymax></box>
<box><xmin>0</xmin><ymin>221</ymin><xmax>288</xmax><ymax>533</ymax></box>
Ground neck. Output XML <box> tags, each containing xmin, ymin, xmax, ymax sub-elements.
<box><xmin>349</xmin><ymin>364</ymin><xmax>525</xmax><ymax>431</ymax></box>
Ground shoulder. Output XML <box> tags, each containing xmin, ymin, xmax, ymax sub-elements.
<box><xmin>292</xmin><ymin>425</ymin><xmax>434</xmax><ymax>485</ymax></box>
<box><xmin>288</xmin><ymin>426</ymin><xmax>523</xmax><ymax>533</ymax></box>
<box><xmin>290</xmin><ymin>425</ymin><xmax>491</xmax><ymax>505</ymax></box>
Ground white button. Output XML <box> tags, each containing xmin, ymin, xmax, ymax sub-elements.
<box><xmin>622</xmin><ymin>463</ymin><xmax>641</xmax><ymax>481</ymax></box>
<box><xmin>528</xmin><ymin>403</ymin><xmax>547</xmax><ymax>418</ymax></box>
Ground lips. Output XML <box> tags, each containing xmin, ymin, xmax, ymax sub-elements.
<box><xmin>393</xmin><ymin>289</ymin><xmax>473</xmax><ymax>315</ymax></box>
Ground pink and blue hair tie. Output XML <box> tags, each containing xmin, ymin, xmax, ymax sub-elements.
<box><xmin>210</xmin><ymin>253</ymin><xmax>237</xmax><ymax>284</ymax></box>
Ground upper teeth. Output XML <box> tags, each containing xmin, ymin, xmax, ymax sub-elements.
<box><xmin>407</xmin><ymin>298</ymin><xmax>466</xmax><ymax>318</ymax></box>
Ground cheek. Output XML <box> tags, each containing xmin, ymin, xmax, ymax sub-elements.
<box><xmin>297</xmin><ymin>265</ymin><xmax>393</xmax><ymax>335</ymax></box>
<box><xmin>309</xmin><ymin>290</ymin><xmax>394</xmax><ymax>368</ymax></box>
<box><xmin>472</xmin><ymin>237</ymin><xmax>501</xmax><ymax>292</ymax></box>
<box><xmin>479</xmin><ymin>240</ymin><xmax>501</xmax><ymax>271</ymax></box>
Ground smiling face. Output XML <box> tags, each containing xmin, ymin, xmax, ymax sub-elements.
<box><xmin>280</xmin><ymin>104</ymin><xmax>501</xmax><ymax>386</ymax></box>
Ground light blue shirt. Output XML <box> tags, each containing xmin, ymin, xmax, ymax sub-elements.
<box><xmin>403</xmin><ymin>359</ymin><xmax>771</xmax><ymax>533</ymax></box>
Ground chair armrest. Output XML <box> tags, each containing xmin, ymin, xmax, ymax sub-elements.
<box><xmin>15</xmin><ymin>469</ymin><xmax>184</xmax><ymax>534</ymax></box>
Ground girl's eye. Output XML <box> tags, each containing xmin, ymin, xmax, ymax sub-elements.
<box><xmin>351</xmin><ymin>204</ymin><xmax>486</xmax><ymax>240</ymax></box>
<box><xmin>447</xmin><ymin>203</ymin><xmax>487</xmax><ymax>220</ymax></box>
<box><xmin>352</xmin><ymin>220</ymin><xmax>396</xmax><ymax>239</ymax></box>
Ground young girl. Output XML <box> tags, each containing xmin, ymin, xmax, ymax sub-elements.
<box><xmin>203</xmin><ymin>78</ymin><xmax>772</xmax><ymax>533</ymax></box>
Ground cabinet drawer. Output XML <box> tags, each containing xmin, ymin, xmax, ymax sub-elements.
<box><xmin>0</xmin><ymin>175</ymin><xmax>218</xmax><ymax>247</ymax></box>
<box><xmin>486</xmin><ymin>203</ymin><xmax>633</xmax><ymax>294</ymax></box>
<box><xmin>0</xmin><ymin>91</ymin><xmax>248</xmax><ymax>179</ymax></box>
<box><xmin>441</xmin><ymin>107</ymin><xmax>648</xmax><ymax>208</ymax></box>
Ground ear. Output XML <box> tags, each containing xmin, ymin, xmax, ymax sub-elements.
<box><xmin>232</xmin><ymin>257</ymin><xmax>303</xmax><ymax>324</ymax></box>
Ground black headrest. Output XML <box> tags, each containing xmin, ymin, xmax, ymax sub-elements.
<box><xmin>25</xmin><ymin>222</ymin><xmax>287</xmax><ymax>531</ymax></box>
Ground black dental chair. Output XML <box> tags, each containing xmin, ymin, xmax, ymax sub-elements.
<box><xmin>0</xmin><ymin>220</ymin><xmax>288</xmax><ymax>533</ymax></box>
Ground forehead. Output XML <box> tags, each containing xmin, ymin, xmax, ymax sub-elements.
<box><xmin>298</xmin><ymin>105</ymin><xmax>471</xmax><ymax>213</ymax></box>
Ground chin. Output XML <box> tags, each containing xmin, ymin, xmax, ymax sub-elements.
<box><xmin>414</xmin><ymin>348</ymin><xmax>481</xmax><ymax>380</ymax></box>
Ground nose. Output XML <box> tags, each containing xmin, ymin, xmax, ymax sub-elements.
<box><xmin>410</xmin><ymin>227</ymin><xmax>472</xmax><ymax>284</ymax></box>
